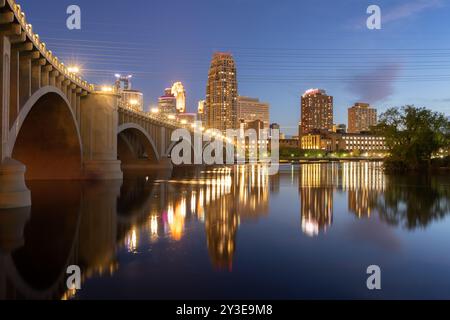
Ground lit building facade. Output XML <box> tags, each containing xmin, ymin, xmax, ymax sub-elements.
<box><xmin>177</xmin><ymin>113</ymin><xmax>197</xmax><ymax>125</ymax></box>
<box><xmin>301</xmin><ymin>134</ymin><xmax>330</xmax><ymax>150</ymax></box>
<box><xmin>158</xmin><ymin>88</ymin><xmax>177</xmax><ymax>116</ymax></box>
<box><xmin>115</xmin><ymin>74</ymin><xmax>144</xmax><ymax>112</ymax></box>
<box><xmin>339</xmin><ymin>134</ymin><xmax>387</xmax><ymax>153</ymax></box>
<box><xmin>237</xmin><ymin>96</ymin><xmax>270</xmax><ymax>129</ymax></box>
<box><xmin>300</xmin><ymin>89</ymin><xmax>333</xmax><ymax>135</ymax></box>
<box><xmin>301</xmin><ymin>132</ymin><xmax>387</xmax><ymax>154</ymax></box>
<box><xmin>171</xmin><ymin>82</ymin><xmax>186</xmax><ymax>113</ymax></box>
<box><xmin>120</xmin><ymin>90</ymin><xmax>144</xmax><ymax>112</ymax></box>
<box><xmin>348</xmin><ymin>103</ymin><xmax>377</xmax><ymax>133</ymax></box>
<box><xmin>197</xmin><ymin>100</ymin><xmax>206</xmax><ymax>125</ymax></box>
<box><xmin>205</xmin><ymin>52</ymin><xmax>238</xmax><ymax>132</ymax></box>
<box><xmin>333</xmin><ymin>124</ymin><xmax>347</xmax><ymax>134</ymax></box>
<box><xmin>279</xmin><ymin>138</ymin><xmax>300</xmax><ymax>149</ymax></box>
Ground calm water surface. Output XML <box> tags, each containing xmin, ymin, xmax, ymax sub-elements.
<box><xmin>1</xmin><ymin>162</ymin><xmax>450</xmax><ymax>300</ymax></box>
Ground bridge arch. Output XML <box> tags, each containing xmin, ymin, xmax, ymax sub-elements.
<box><xmin>117</xmin><ymin>123</ymin><xmax>160</xmax><ymax>169</ymax></box>
<box><xmin>8</xmin><ymin>86</ymin><xmax>83</xmax><ymax>180</ymax></box>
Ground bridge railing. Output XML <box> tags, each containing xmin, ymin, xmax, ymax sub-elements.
<box><xmin>117</xmin><ymin>101</ymin><xmax>184</xmax><ymax>129</ymax></box>
<box><xmin>7</xmin><ymin>0</ymin><xmax>94</xmax><ymax>92</ymax></box>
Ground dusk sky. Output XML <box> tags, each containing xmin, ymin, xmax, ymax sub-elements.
<box><xmin>21</xmin><ymin>0</ymin><xmax>450</xmax><ymax>135</ymax></box>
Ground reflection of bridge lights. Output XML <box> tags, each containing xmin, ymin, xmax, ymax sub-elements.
<box><xmin>61</xmin><ymin>288</ymin><xmax>78</xmax><ymax>301</ymax></box>
<box><xmin>191</xmin><ymin>192</ymin><xmax>197</xmax><ymax>214</ymax></box>
<box><xmin>198</xmin><ymin>189</ymin><xmax>205</xmax><ymax>221</ymax></box>
<box><xmin>167</xmin><ymin>204</ymin><xmax>174</xmax><ymax>225</ymax></box>
<box><xmin>180</xmin><ymin>197</ymin><xmax>187</xmax><ymax>218</ymax></box>
<box><xmin>150</xmin><ymin>216</ymin><xmax>158</xmax><ymax>240</ymax></box>
<box><xmin>166</xmin><ymin>201</ymin><xmax>186</xmax><ymax>241</ymax></box>
<box><xmin>126</xmin><ymin>228</ymin><xmax>138</xmax><ymax>253</ymax></box>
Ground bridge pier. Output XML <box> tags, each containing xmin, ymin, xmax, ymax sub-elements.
<box><xmin>80</xmin><ymin>92</ymin><xmax>123</xmax><ymax>180</ymax></box>
<box><xmin>0</xmin><ymin>158</ymin><xmax>31</xmax><ymax>209</ymax></box>
<box><xmin>1</xmin><ymin>33</ymin><xmax>30</xmax><ymax>209</ymax></box>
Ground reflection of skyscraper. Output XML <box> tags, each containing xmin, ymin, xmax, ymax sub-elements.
<box><xmin>205</xmin><ymin>52</ymin><xmax>238</xmax><ymax>132</ymax></box>
<box><xmin>146</xmin><ymin>166</ymin><xmax>270</xmax><ymax>270</ymax></box>
<box><xmin>205</xmin><ymin>198</ymin><xmax>238</xmax><ymax>270</ymax></box>
<box><xmin>299</xmin><ymin>164</ymin><xmax>334</xmax><ymax>236</ymax></box>
<box><xmin>201</xmin><ymin>166</ymin><xmax>270</xmax><ymax>269</ymax></box>
<box><xmin>342</xmin><ymin>162</ymin><xmax>385</xmax><ymax>218</ymax></box>
<box><xmin>235</xmin><ymin>165</ymin><xmax>270</xmax><ymax>219</ymax></box>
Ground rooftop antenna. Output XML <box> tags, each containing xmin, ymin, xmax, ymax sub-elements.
<box><xmin>115</xmin><ymin>74</ymin><xmax>133</xmax><ymax>91</ymax></box>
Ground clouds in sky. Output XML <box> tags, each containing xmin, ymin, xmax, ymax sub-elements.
<box><xmin>382</xmin><ymin>0</ymin><xmax>443</xmax><ymax>24</ymax></box>
<box><xmin>348</xmin><ymin>64</ymin><xmax>403</xmax><ymax>104</ymax></box>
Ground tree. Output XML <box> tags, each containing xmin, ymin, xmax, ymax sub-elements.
<box><xmin>373</xmin><ymin>106</ymin><xmax>450</xmax><ymax>170</ymax></box>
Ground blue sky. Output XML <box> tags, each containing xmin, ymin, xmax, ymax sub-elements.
<box><xmin>20</xmin><ymin>0</ymin><xmax>450</xmax><ymax>135</ymax></box>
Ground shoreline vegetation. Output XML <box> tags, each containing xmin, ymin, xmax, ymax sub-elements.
<box><xmin>373</xmin><ymin>106</ymin><xmax>449</xmax><ymax>173</ymax></box>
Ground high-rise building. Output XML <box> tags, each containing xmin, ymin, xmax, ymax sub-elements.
<box><xmin>114</xmin><ymin>74</ymin><xmax>144</xmax><ymax>111</ymax></box>
<box><xmin>300</xmin><ymin>89</ymin><xmax>333</xmax><ymax>135</ymax></box>
<box><xmin>171</xmin><ymin>82</ymin><xmax>186</xmax><ymax>113</ymax></box>
<box><xmin>348</xmin><ymin>103</ymin><xmax>377</xmax><ymax>133</ymax></box>
<box><xmin>237</xmin><ymin>96</ymin><xmax>270</xmax><ymax>129</ymax></box>
<box><xmin>158</xmin><ymin>88</ymin><xmax>177</xmax><ymax>116</ymax></box>
<box><xmin>178</xmin><ymin>113</ymin><xmax>197</xmax><ymax>125</ymax></box>
<box><xmin>120</xmin><ymin>90</ymin><xmax>144</xmax><ymax>111</ymax></box>
<box><xmin>205</xmin><ymin>52</ymin><xmax>238</xmax><ymax>132</ymax></box>
<box><xmin>197</xmin><ymin>100</ymin><xmax>206</xmax><ymax>124</ymax></box>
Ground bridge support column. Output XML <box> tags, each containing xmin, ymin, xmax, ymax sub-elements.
<box><xmin>81</xmin><ymin>92</ymin><xmax>123</xmax><ymax>180</ymax></box>
<box><xmin>0</xmin><ymin>36</ymin><xmax>31</xmax><ymax>209</ymax></box>
<box><xmin>0</xmin><ymin>158</ymin><xmax>31</xmax><ymax>209</ymax></box>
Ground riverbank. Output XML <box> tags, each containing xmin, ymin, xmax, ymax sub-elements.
<box><xmin>279</xmin><ymin>157</ymin><xmax>385</xmax><ymax>163</ymax></box>
<box><xmin>382</xmin><ymin>157</ymin><xmax>450</xmax><ymax>173</ymax></box>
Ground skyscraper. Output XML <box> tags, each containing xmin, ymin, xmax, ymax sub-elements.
<box><xmin>205</xmin><ymin>52</ymin><xmax>238</xmax><ymax>132</ymax></box>
<box><xmin>171</xmin><ymin>82</ymin><xmax>186</xmax><ymax>113</ymax></box>
<box><xmin>115</xmin><ymin>74</ymin><xmax>144</xmax><ymax>111</ymax></box>
<box><xmin>300</xmin><ymin>89</ymin><xmax>333</xmax><ymax>135</ymax></box>
<box><xmin>348</xmin><ymin>103</ymin><xmax>377</xmax><ymax>133</ymax></box>
<box><xmin>237</xmin><ymin>96</ymin><xmax>270</xmax><ymax>129</ymax></box>
<box><xmin>158</xmin><ymin>88</ymin><xmax>177</xmax><ymax>116</ymax></box>
<box><xmin>197</xmin><ymin>100</ymin><xmax>206</xmax><ymax>125</ymax></box>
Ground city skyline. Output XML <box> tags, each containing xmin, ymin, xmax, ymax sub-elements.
<box><xmin>19</xmin><ymin>0</ymin><xmax>450</xmax><ymax>135</ymax></box>
<box><xmin>0</xmin><ymin>0</ymin><xmax>449</xmax><ymax>303</ymax></box>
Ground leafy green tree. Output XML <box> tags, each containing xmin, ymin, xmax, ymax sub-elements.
<box><xmin>373</xmin><ymin>106</ymin><xmax>450</xmax><ymax>170</ymax></box>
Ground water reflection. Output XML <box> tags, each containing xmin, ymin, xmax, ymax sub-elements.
<box><xmin>298</xmin><ymin>162</ymin><xmax>387</xmax><ymax>236</ymax></box>
<box><xmin>0</xmin><ymin>163</ymin><xmax>449</xmax><ymax>299</ymax></box>
<box><xmin>376</xmin><ymin>175</ymin><xmax>450</xmax><ymax>229</ymax></box>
